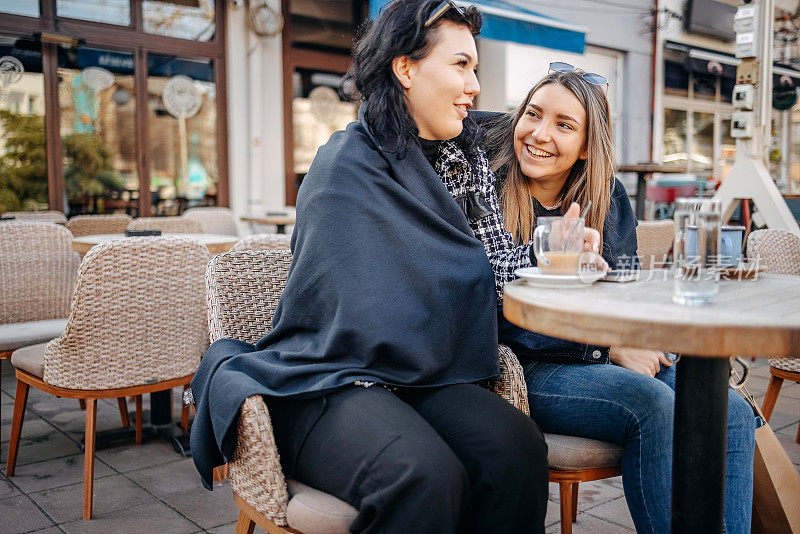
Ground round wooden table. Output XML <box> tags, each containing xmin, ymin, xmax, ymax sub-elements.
<box><xmin>616</xmin><ymin>164</ymin><xmax>689</xmax><ymax>220</ymax></box>
<box><xmin>240</xmin><ymin>215</ymin><xmax>295</xmax><ymax>234</ymax></box>
<box><xmin>72</xmin><ymin>234</ymin><xmax>239</xmax><ymax>255</ymax></box>
<box><xmin>504</xmin><ymin>273</ymin><xmax>800</xmax><ymax>533</ymax></box>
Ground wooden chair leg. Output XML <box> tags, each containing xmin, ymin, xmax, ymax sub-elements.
<box><xmin>117</xmin><ymin>397</ymin><xmax>130</xmax><ymax>428</ymax></box>
<box><xmin>83</xmin><ymin>398</ymin><xmax>97</xmax><ymax>520</ymax></box>
<box><xmin>213</xmin><ymin>464</ymin><xmax>228</xmax><ymax>481</ymax></box>
<box><xmin>559</xmin><ymin>481</ymin><xmax>573</xmax><ymax>534</ymax></box>
<box><xmin>135</xmin><ymin>395</ymin><xmax>143</xmax><ymax>445</ymax></box>
<box><xmin>761</xmin><ymin>375</ymin><xmax>784</xmax><ymax>422</ymax></box>
<box><xmin>180</xmin><ymin>385</ymin><xmax>190</xmax><ymax>434</ymax></box>
<box><xmin>234</xmin><ymin>511</ymin><xmax>256</xmax><ymax>534</ymax></box>
<box><xmin>79</xmin><ymin>399</ymin><xmax>86</xmax><ymax>410</ymax></box>
<box><xmin>6</xmin><ymin>379</ymin><xmax>30</xmax><ymax>477</ymax></box>
<box><xmin>571</xmin><ymin>482</ymin><xmax>579</xmax><ymax>522</ymax></box>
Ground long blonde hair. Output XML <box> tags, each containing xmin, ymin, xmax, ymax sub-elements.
<box><xmin>486</xmin><ymin>71</ymin><xmax>614</xmax><ymax>246</ymax></box>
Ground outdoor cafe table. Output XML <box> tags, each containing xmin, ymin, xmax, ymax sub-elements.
<box><xmin>72</xmin><ymin>233</ymin><xmax>239</xmax><ymax>255</ymax></box>
<box><xmin>240</xmin><ymin>215</ymin><xmax>296</xmax><ymax>234</ymax></box>
<box><xmin>503</xmin><ymin>273</ymin><xmax>800</xmax><ymax>533</ymax></box>
<box><xmin>616</xmin><ymin>163</ymin><xmax>688</xmax><ymax>220</ymax></box>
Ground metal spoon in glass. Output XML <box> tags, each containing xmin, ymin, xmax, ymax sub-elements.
<box><xmin>563</xmin><ymin>200</ymin><xmax>591</xmax><ymax>253</ymax></box>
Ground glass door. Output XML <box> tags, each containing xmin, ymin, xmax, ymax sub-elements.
<box><xmin>57</xmin><ymin>46</ymin><xmax>139</xmax><ymax>216</ymax></box>
<box><xmin>147</xmin><ymin>54</ymin><xmax>218</xmax><ymax>215</ymax></box>
<box><xmin>0</xmin><ymin>35</ymin><xmax>47</xmax><ymax>213</ymax></box>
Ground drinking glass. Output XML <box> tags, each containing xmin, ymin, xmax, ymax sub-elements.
<box><xmin>533</xmin><ymin>216</ymin><xmax>584</xmax><ymax>275</ymax></box>
<box><xmin>673</xmin><ymin>198</ymin><xmax>721</xmax><ymax>305</ymax></box>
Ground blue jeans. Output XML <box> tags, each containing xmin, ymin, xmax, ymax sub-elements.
<box><xmin>523</xmin><ymin>360</ymin><xmax>755</xmax><ymax>534</ymax></box>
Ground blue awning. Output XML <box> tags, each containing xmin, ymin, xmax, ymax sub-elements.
<box><xmin>369</xmin><ymin>0</ymin><xmax>587</xmax><ymax>54</ymax></box>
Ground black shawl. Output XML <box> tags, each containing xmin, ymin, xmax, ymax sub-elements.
<box><xmin>190</xmin><ymin>106</ymin><xmax>500</xmax><ymax>489</ymax></box>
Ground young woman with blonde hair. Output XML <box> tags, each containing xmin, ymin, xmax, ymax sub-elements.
<box><xmin>476</xmin><ymin>68</ymin><xmax>756</xmax><ymax>534</ymax></box>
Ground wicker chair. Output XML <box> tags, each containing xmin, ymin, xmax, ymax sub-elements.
<box><xmin>127</xmin><ymin>216</ymin><xmax>204</xmax><ymax>234</ymax></box>
<box><xmin>635</xmin><ymin>220</ymin><xmax>674</xmax><ymax>270</ymax></box>
<box><xmin>205</xmin><ymin>250</ymin><xmax>530</xmax><ymax>533</ymax></box>
<box><xmin>183</xmin><ymin>207</ymin><xmax>239</xmax><ymax>236</ymax></box>
<box><xmin>0</xmin><ymin>223</ymin><xmax>83</xmax><ymax>440</ymax></box>
<box><xmin>233</xmin><ymin>233</ymin><xmax>292</xmax><ymax>251</ymax></box>
<box><xmin>6</xmin><ymin>237</ymin><xmax>210</xmax><ymax>519</ymax></box>
<box><xmin>747</xmin><ymin>228</ymin><xmax>800</xmax><ymax>443</ymax></box>
<box><xmin>66</xmin><ymin>214</ymin><xmax>133</xmax><ymax>237</ymax></box>
<box><xmin>2</xmin><ymin>210</ymin><xmax>67</xmax><ymax>224</ymax></box>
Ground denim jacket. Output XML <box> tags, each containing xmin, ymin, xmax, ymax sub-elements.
<box><xmin>496</xmin><ymin>178</ymin><xmax>639</xmax><ymax>365</ymax></box>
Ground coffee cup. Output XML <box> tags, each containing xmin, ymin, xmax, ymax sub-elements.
<box><xmin>720</xmin><ymin>226</ymin><xmax>744</xmax><ymax>267</ymax></box>
<box><xmin>684</xmin><ymin>225</ymin><xmax>742</xmax><ymax>266</ymax></box>
<box><xmin>533</xmin><ymin>216</ymin><xmax>583</xmax><ymax>275</ymax></box>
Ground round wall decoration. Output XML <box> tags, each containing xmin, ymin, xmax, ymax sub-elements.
<box><xmin>163</xmin><ymin>75</ymin><xmax>202</xmax><ymax>119</ymax></box>
<box><xmin>82</xmin><ymin>67</ymin><xmax>115</xmax><ymax>90</ymax></box>
<box><xmin>309</xmin><ymin>86</ymin><xmax>340</xmax><ymax>126</ymax></box>
<box><xmin>250</xmin><ymin>1</ymin><xmax>283</xmax><ymax>37</ymax></box>
<box><xmin>0</xmin><ymin>56</ymin><xmax>24</xmax><ymax>92</ymax></box>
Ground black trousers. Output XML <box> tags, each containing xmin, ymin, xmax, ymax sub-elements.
<box><xmin>267</xmin><ymin>383</ymin><xmax>549</xmax><ymax>534</ymax></box>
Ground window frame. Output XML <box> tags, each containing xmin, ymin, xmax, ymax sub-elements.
<box><xmin>661</xmin><ymin>68</ymin><xmax>735</xmax><ymax>181</ymax></box>
<box><xmin>0</xmin><ymin>0</ymin><xmax>229</xmax><ymax>215</ymax></box>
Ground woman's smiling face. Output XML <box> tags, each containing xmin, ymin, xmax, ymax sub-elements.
<box><xmin>399</xmin><ymin>21</ymin><xmax>480</xmax><ymax>140</ymax></box>
<box><xmin>513</xmin><ymin>83</ymin><xmax>588</xmax><ymax>186</ymax></box>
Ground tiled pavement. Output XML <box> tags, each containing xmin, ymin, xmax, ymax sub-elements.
<box><xmin>2</xmin><ymin>359</ymin><xmax>799</xmax><ymax>534</ymax></box>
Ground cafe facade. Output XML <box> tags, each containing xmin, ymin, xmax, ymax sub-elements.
<box><xmin>0</xmin><ymin>0</ymin><xmax>655</xmax><ymax>219</ymax></box>
<box><xmin>653</xmin><ymin>0</ymin><xmax>800</xmax><ymax>192</ymax></box>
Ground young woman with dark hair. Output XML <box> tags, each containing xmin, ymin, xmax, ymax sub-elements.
<box><xmin>189</xmin><ymin>2</ymin><xmax>549</xmax><ymax>532</ymax></box>
<box><xmin>475</xmin><ymin>70</ymin><xmax>756</xmax><ymax>534</ymax></box>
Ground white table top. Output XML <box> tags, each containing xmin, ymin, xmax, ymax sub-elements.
<box><xmin>72</xmin><ymin>234</ymin><xmax>239</xmax><ymax>255</ymax></box>
<box><xmin>503</xmin><ymin>271</ymin><xmax>800</xmax><ymax>358</ymax></box>
<box><xmin>73</xmin><ymin>233</ymin><xmax>238</xmax><ymax>245</ymax></box>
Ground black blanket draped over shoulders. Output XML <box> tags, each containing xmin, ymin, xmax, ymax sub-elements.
<box><xmin>190</xmin><ymin>106</ymin><xmax>500</xmax><ymax>489</ymax></box>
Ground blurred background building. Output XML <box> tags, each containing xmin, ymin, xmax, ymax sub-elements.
<box><xmin>1</xmin><ymin>0</ymin><xmax>799</xmax><ymax>219</ymax></box>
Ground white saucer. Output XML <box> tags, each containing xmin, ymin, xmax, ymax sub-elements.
<box><xmin>514</xmin><ymin>267</ymin><xmax>606</xmax><ymax>289</ymax></box>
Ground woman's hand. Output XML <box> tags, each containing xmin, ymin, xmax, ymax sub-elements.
<box><xmin>564</xmin><ymin>202</ymin><xmax>608</xmax><ymax>271</ymax></box>
<box><xmin>610</xmin><ymin>347</ymin><xmax>674</xmax><ymax>377</ymax></box>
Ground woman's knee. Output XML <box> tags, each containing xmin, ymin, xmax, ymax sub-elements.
<box><xmin>482</xmin><ymin>411</ymin><xmax>549</xmax><ymax>491</ymax></box>
<box><xmin>381</xmin><ymin>432</ymin><xmax>470</xmax><ymax>504</ymax></box>
<box><xmin>620</xmin><ymin>378</ymin><xmax>675</xmax><ymax>435</ymax></box>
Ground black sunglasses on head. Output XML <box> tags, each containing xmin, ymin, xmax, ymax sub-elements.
<box><xmin>425</xmin><ymin>0</ymin><xmax>467</xmax><ymax>27</ymax></box>
<box><xmin>549</xmin><ymin>61</ymin><xmax>609</xmax><ymax>92</ymax></box>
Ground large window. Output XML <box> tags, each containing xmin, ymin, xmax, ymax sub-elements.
<box><xmin>0</xmin><ymin>36</ymin><xmax>46</xmax><ymax>212</ymax></box>
<box><xmin>282</xmin><ymin>0</ymin><xmax>368</xmax><ymax>205</ymax></box>
<box><xmin>661</xmin><ymin>55</ymin><xmax>736</xmax><ymax>180</ymax></box>
<box><xmin>58</xmin><ymin>47</ymin><xmax>138</xmax><ymax>216</ymax></box>
<box><xmin>0</xmin><ymin>0</ymin><xmax>227</xmax><ymax>216</ymax></box>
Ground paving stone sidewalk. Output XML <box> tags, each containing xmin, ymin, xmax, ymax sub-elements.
<box><xmin>2</xmin><ymin>359</ymin><xmax>799</xmax><ymax>534</ymax></box>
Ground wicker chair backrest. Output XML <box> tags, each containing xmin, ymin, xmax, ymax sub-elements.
<box><xmin>206</xmin><ymin>250</ymin><xmax>293</xmax><ymax>345</ymax></box>
<box><xmin>635</xmin><ymin>220</ymin><xmax>674</xmax><ymax>270</ymax></box>
<box><xmin>746</xmin><ymin>229</ymin><xmax>800</xmax><ymax>276</ymax></box>
<box><xmin>206</xmin><ymin>249</ymin><xmax>294</xmax><ymax>525</ymax></box>
<box><xmin>66</xmin><ymin>214</ymin><xmax>133</xmax><ymax>237</ymax></box>
<box><xmin>42</xmin><ymin>237</ymin><xmax>210</xmax><ymax>389</ymax></box>
<box><xmin>183</xmin><ymin>207</ymin><xmax>239</xmax><ymax>236</ymax></box>
<box><xmin>2</xmin><ymin>210</ymin><xmax>67</xmax><ymax>224</ymax></box>
<box><xmin>232</xmin><ymin>233</ymin><xmax>292</xmax><ymax>252</ymax></box>
<box><xmin>0</xmin><ymin>223</ymin><xmax>80</xmax><ymax>324</ymax></box>
<box><xmin>746</xmin><ymin>229</ymin><xmax>800</xmax><ymax>371</ymax></box>
<box><xmin>127</xmin><ymin>216</ymin><xmax>204</xmax><ymax>234</ymax></box>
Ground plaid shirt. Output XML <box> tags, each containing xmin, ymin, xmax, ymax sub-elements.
<box><xmin>433</xmin><ymin>140</ymin><xmax>532</xmax><ymax>303</ymax></box>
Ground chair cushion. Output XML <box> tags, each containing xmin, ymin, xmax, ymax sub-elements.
<box><xmin>286</xmin><ymin>479</ymin><xmax>357</xmax><ymax>534</ymax></box>
<box><xmin>769</xmin><ymin>357</ymin><xmax>800</xmax><ymax>374</ymax></box>
<box><xmin>11</xmin><ymin>342</ymin><xmax>47</xmax><ymax>377</ymax></box>
<box><xmin>545</xmin><ymin>433</ymin><xmax>623</xmax><ymax>470</ymax></box>
<box><xmin>0</xmin><ymin>319</ymin><xmax>66</xmax><ymax>351</ymax></box>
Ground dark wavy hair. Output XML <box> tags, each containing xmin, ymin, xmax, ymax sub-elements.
<box><xmin>343</xmin><ymin>0</ymin><xmax>482</xmax><ymax>155</ymax></box>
